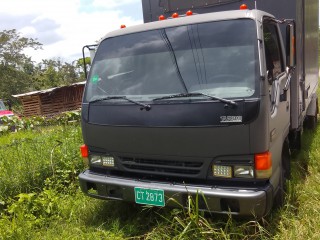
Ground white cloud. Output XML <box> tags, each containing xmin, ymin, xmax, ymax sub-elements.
<box><xmin>19</xmin><ymin>26</ymin><xmax>37</xmax><ymax>36</ymax></box>
<box><xmin>0</xmin><ymin>0</ymin><xmax>143</xmax><ymax>63</ymax></box>
<box><xmin>92</xmin><ymin>0</ymin><xmax>141</xmax><ymax>9</ymax></box>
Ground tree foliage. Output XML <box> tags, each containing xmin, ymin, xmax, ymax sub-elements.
<box><xmin>31</xmin><ymin>59</ymin><xmax>80</xmax><ymax>90</ymax></box>
<box><xmin>0</xmin><ymin>29</ymin><xmax>86</xmax><ymax>101</ymax></box>
<box><xmin>0</xmin><ymin>29</ymin><xmax>42</xmax><ymax>66</ymax></box>
<box><xmin>76</xmin><ymin>57</ymin><xmax>91</xmax><ymax>79</ymax></box>
<box><xmin>0</xmin><ymin>30</ymin><xmax>42</xmax><ymax>99</ymax></box>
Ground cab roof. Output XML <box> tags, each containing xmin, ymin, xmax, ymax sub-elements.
<box><xmin>101</xmin><ymin>9</ymin><xmax>274</xmax><ymax>40</ymax></box>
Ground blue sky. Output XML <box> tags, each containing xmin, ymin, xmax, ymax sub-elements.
<box><xmin>78</xmin><ymin>0</ymin><xmax>142</xmax><ymax>20</ymax></box>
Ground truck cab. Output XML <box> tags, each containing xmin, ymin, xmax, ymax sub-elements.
<box><xmin>79</xmin><ymin>1</ymin><xmax>319</xmax><ymax>218</ymax></box>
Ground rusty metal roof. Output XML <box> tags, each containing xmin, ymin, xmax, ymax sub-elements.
<box><xmin>12</xmin><ymin>81</ymin><xmax>86</xmax><ymax>98</ymax></box>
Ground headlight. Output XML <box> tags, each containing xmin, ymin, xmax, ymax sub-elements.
<box><xmin>89</xmin><ymin>154</ymin><xmax>115</xmax><ymax>167</ymax></box>
<box><xmin>213</xmin><ymin>165</ymin><xmax>232</xmax><ymax>178</ymax></box>
<box><xmin>89</xmin><ymin>155</ymin><xmax>102</xmax><ymax>165</ymax></box>
<box><xmin>212</xmin><ymin>165</ymin><xmax>254</xmax><ymax>178</ymax></box>
<box><xmin>102</xmin><ymin>156</ymin><xmax>115</xmax><ymax>167</ymax></box>
<box><xmin>211</xmin><ymin>154</ymin><xmax>270</xmax><ymax>179</ymax></box>
<box><xmin>234</xmin><ymin>166</ymin><xmax>254</xmax><ymax>178</ymax></box>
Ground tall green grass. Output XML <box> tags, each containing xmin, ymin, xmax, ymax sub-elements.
<box><xmin>0</xmin><ymin>125</ymin><xmax>83</xmax><ymax>199</ymax></box>
<box><xmin>0</xmin><ymin>125</ymin><xmax>163</xmax><ymax>239</ymax></box>
<box><xmin>1</xmin><ymin>123</ymin><xmax>320</xmax><ymax>239</ymax></box>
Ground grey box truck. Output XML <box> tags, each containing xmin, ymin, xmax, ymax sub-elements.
<box><xmin>79</xmin><ymin>0</ymin><xmax>319</xmax><ymax>217</ymax></box>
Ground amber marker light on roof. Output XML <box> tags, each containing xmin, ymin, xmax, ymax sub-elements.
<box><xmin>159</xmin><ymin>15</ymin><xmax>166</xmax><ymax>20</ymax></box>
<box><xmin>186</xmin><ymin>10</ymin><xmax>193</xmax><ymax>16</ymax></box>
<box><xmin>172</xmin><ymin>12</ymin><xmax>179</xmax><ymax>18</ymax></box>
<box><xmin>240</xmin><ymin>4</ymin><xmax>248</xmax><ymax>10</ymax></box>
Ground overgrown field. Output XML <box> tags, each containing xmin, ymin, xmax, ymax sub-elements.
<box><xmin>0</xmin><ymin>121</ymin><xmax>320</xmax><ymax>239</ymax></box>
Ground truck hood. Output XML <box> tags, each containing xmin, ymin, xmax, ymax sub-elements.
<box><xmin>82</xmin><ymin>100</ymin><xmax>259</xmax><ymax>158</ymax></box>
<box><xmin>82</xmin><ymin>122</ymin><xmax>250</xmax><ymax>158</ymax></box>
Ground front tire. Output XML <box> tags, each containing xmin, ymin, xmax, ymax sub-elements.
<box><xmin>304</xmin><ymin>114</ymin><xmax>318</xmax><ymax>130</ymax></box>
<box><xmin>305</xmin><ymin>97</ymin><xmax>318</xmax><ymax>130</ymax></box>
<box><xmin>274</xmin><ymin>142</ymin><xmax>290</xmax><ymax>208</ymax></box>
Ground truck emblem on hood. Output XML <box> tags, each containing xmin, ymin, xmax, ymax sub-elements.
<box><xmin>220</xmin><ymin>116</ymin><xmax>243</xmax><ymax>123</ymax></box>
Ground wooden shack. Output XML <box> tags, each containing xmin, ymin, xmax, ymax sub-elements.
<box><xmin>13</xmin><ymin>81</ymin><xmax>85</xmax><ymax>117</ymax></box>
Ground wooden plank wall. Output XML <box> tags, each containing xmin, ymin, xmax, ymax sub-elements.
<box><xmin>19</xmin><ymin>95</ymin><xmax>42</xmax><ymax>117</ymax></box>
<box><xmin>17</xmin><ymin>85</ymin><xmax>84</xmax><ymax>117</ymax></box>
<box><xmin>63</xmin><ymin>85</ymin><xmax>84</xmax><ymax>111</ymax></box>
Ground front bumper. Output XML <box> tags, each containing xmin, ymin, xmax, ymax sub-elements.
<box><xmin>79</xmin><ymin>170</ymin><xmax>273</xmax><ymax>218</ymax></box>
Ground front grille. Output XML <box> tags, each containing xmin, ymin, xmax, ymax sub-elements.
<box><xmin>118</xmin><ymin>157</ymin><xmax>204</xmax><ymax>176</ymax></box>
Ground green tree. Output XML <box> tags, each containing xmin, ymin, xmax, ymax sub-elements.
<box><xmin>76</xmin><ymin>57</ymin><xmax>91</xmax><ymax>80</ymax></box>
<box><xmin>0</xmin><ymin>29</ymin><xmax>84</xmax><ymax>101</ymax></box>
<box><xmin>32</xmin><ymin>58</ymin><xmax>82</xmax><ymax>89</ymax></box>
<box><xmin>0</xmin><ymin>29</ymin><xmax>42</xmax><ymax>66</ymax></box>
<box><xmin>0</xmin><ymin>29</ymin><xmax>42</xmax><ymax>99</ymax></box>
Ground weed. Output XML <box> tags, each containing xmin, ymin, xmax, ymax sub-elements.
<box><xmin>0</xmin><ymin>116</ymin><xmax>320</xmax><ymax>239</ymax></box>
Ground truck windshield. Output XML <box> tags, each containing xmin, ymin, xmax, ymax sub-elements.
<box><xmin>85</xmin><ymin>19</ymin><xmax>258</xmax><ymax>102</ymax></box>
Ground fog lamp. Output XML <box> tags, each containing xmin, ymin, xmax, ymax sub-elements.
<box><xmin>102</xmin><ymin>156</ymin><xmax>115</xmax><ymax>167</ymax></box>
<box><xmin>213</xmin><ymin>165</ymin><xmax>232</xmax><ymax>178</ymax></box>
<box><xmin>89</xmin><ymin>155</ymin><xmax>102</xmax><ymax>165</ymax></box>
<box><xmin>234</xmin><ymin>166</ymin><xmax>254</xmax><ymax>178</ymax></box>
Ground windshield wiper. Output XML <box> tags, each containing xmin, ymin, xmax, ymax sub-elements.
<box><xmin>89</xmin><ymin>96</ymin><xmax>151</xmax><ymax>111</ymax></box>
<box><xmin>152</xmin><ymin>92</ymin><xmax>237</xmax><ymax>106</ymax></box>
<box><xmin>160</xmin><ymin>30</ymin><xmax>188</xmax><ymax>93</ymax></box>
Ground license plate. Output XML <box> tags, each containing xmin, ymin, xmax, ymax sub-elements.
<box><xmin>134</xmin><ymin>187</ymin><xmax>165</xmax><ymax>207</ymax></box>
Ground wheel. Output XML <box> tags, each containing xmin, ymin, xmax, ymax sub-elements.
<box><xmin>304</xmin><ymin>114</ymin><xmax>318</xmax><ymax>130</ymax></box>
<box><xmin>274</xmin><ymin>143</ymin><xmax>291</xmax><ymax>208</ymax></box>
<box><xmin>289</xmin><ymin>130</ymin><xmax>301</xmax><ymax>150</ymax></box>
<box><xmin>304</xmin><ymin>97</ymin><xmax>318</xmax><ymax>130</ymax></box>
<box><xmin>274</xmin><ymin>165</ymin><xmax>285</xmax><ymax>208</ymax></box>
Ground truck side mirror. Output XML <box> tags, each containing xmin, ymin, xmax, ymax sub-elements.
<box><xmin>286</xmin><ymin>23</ymin><xmax>296</xmax><ymax>68</ymax></box>
<box><xmin>82</xmin><ymin>44</ymin><xmax>98</xmax><ymax>79</ymax></box>
<box><xmin>89</xmin><ymin>48</ymin><xmax>96</xmax><ymax>62</ymax></box>
<box><xmin>267</xmin><ymin>70</ymin><xmax>274</xmax><ymax>85</ymax></box>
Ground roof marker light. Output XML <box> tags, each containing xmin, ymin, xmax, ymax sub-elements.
<box><xmin>240</xmin><ymin>4</ymin><xmax>248</xmax><ymax>10</ymax></box>
<box><xmin>186</xmin><ymin>10</ymin><xmax>193</xmax><ymax>16</ymax></box>
<box><xmin>159</xmin><ymin>15</ymin><xmax>166</xmax><ymax>21</ymax></box>
<box><xmin>120</xmin><ymin>24</ymin><xmax>126</xmax><ymax>29</ymax></box>
<box><xmin>172</xmin><ymin>12</ymin><xmax>179</xmax><ymax>18</ymax></box>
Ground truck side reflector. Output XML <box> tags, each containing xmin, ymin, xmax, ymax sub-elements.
<box><xmin>172</xmin><ymin>12</ymin><xmax>179</xmax><ymax>18</ymax></box>
<box><xmin>120</xmin><ymin>24</ymin><xmax>126</xmax><ymax>29</ymax></box>
<box><xmin>159</xmin><ymin>15</ymin><xmax>166</xmax><ymax>20</ymax></box>
<box><xmin>80</xmin><ymin>144</ymin><xmax>89</xmax><ymax>158</ymax></box>
<box><xmin>240</xmin><ymin>4</ymin><xmax>248</xmax><ymax>10</ymax></box>
<box><xmin>186</xmin><ymin>10</ymin><xmax>193</xmax><ymax>16</ymax></box>
<box><xmin>255</xmin><ymin>152</ymin><xmax>272</xmax><ymax>178</ymax></box>
<box><xmin>255</xmin><ymin>152</ymin><xmax>272</xmax><ymax>170</ymax></box>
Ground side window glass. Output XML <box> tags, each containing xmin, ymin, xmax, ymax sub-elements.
<box><xmin>263</xmin><ymin>22</ymin><xmax>284</xmax><ymax>79</ymax></box>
